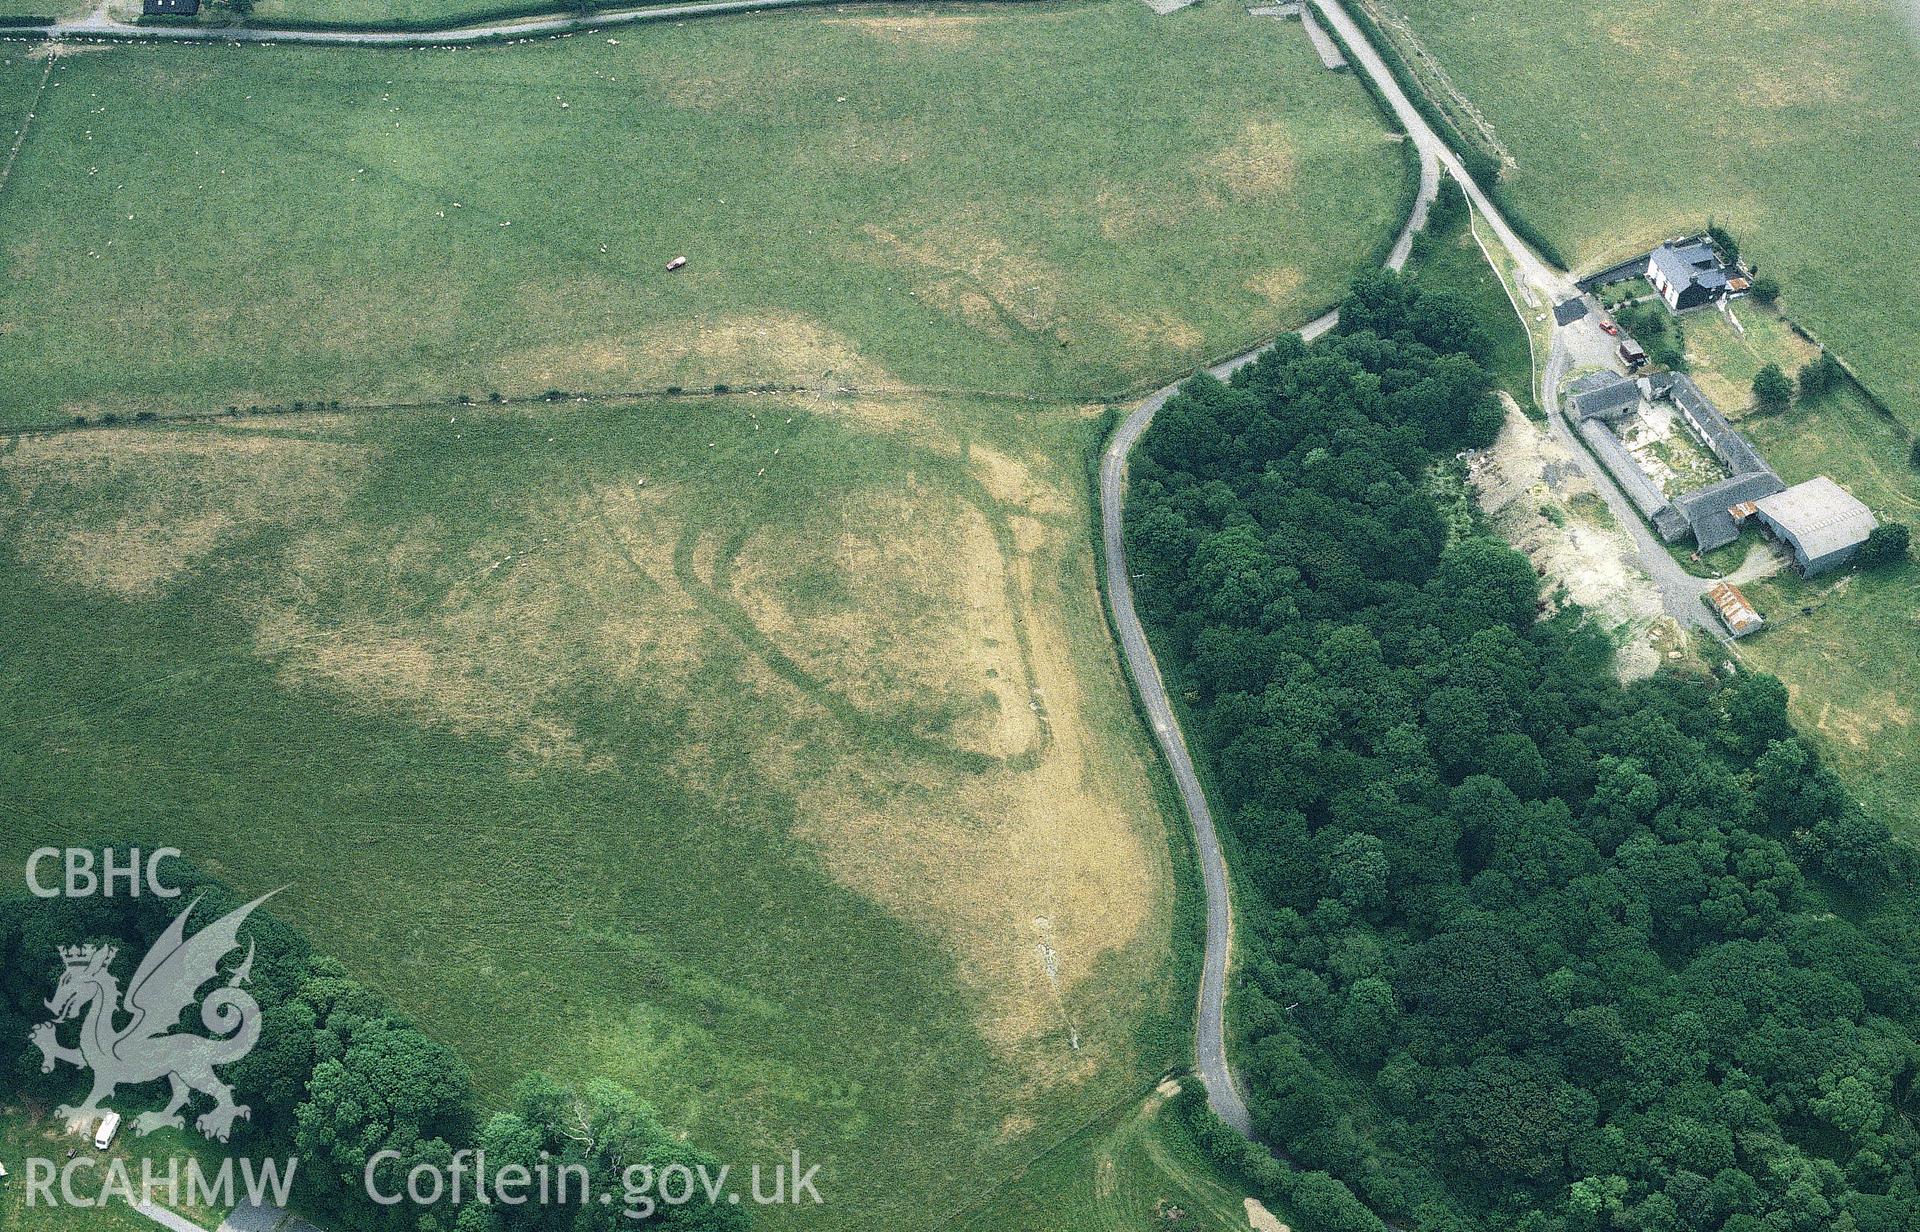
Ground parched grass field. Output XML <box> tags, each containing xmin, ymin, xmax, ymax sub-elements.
<box><xmin>1737</xmin><ymin>387</ymin><xmax>1920</xmax><ymax>838</ymax></box>
<box><xmin>0</xmin><ymin>1</ymin><xmax>1410</xmax><ymax>427</ymax></box>
<box><xmin>0</xmin><ymin>392</ymin><xmax>1189</xmax><ymax>1230</ymax></box>
<box><xmin>1385</xmin><ymin>0</ymin><xmax>1920</xmax><ymax>422</ymax></box>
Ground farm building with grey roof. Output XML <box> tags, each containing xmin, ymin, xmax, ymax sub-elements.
<box><xmin>1752</xmin><ymin>477</ymin><xmax>1878</xmax><ymax>574</ymax></box>
<box><xmin>1674</xmin><ymin>471</ymin><xmax>1786</xmax><ymax>552</ymax></box>
<box><xmin>1665</xmin><ymin>374</ymin><xmax>1770</xmax><ymax>478</ymax></box>
<box><xmin>1561</xmin><ymin>368</ymin><xmax>1789</xmax><ymax>549</ymax></box>
<box><xmin>1648</xmin><ymin>240</ymin><xmax>1730</xmax><ymax>311</ymax></box>
<box><xmin>1569</xmin><ymin>371</ymin><xmax>1640</xmax><ymax>422</ymax></box>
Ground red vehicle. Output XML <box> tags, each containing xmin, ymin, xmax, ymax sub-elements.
<box><xmin>1600</xmin><ymin>320</ymin><xmax>1620</xmax><ymax>336</ymax></box>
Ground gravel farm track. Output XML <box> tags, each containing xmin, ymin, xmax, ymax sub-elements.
<box><xmin>11</xmin><ymin>0</ymin><xmax>1653</xmax><ymax>1157</ymax></box>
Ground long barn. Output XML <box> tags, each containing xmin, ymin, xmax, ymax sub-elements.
<box><xmin>1751</xmin><ymin>477</ymin><xmax>1878</xmax><ymax>575</ymax></box>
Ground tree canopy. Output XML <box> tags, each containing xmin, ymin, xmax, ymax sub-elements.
<box><xmin>1753</xmin><ymin>364</ymin><xmax>1794</xmax><ymax>412</ymax></box>
<box><xmin>1129</xmin><ymin>273</ymin><xmax>1920</xmax><ymax>1232</ymax></box>
<box><xmin>1</xmin><ymin>869</ymin><xmax>740</xmax><ymax>1231</ymax></box>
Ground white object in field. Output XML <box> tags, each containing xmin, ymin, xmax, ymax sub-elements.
<box><xmin>95</xmin><ymin>1111</ymin><xmax>121</xmax><ymax>1150</ymax></box>
<box><xmin>666</xmin><ymin>255</ymin><xmax>688</xmax><ymax>271</ymax></box>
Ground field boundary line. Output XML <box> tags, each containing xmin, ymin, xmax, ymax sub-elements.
<box><xmin>26</xmin><ymin>0</ymin><xmax>1064</xmax><ymax>49</ymax></box>
<box><xmin>0</xmin><ymin>382</ymin><xmax>1056</xmax><ymax>438</ymax></box>
<box><xmin>0</xmin><ymin>49</ymin><xmax>54</xmax><ymax>200</ymax></box>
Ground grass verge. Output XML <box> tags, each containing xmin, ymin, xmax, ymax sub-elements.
<box><xmin>1406</xmin><ymin>191</ymin><xmax>1536</xmax><ymax>414</ymax></box>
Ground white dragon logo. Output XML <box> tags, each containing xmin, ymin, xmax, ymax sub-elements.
<box><xmin>29</xmin><ymin>892</ymin><xmax>277</xmax><ymax>1143</ymax></box>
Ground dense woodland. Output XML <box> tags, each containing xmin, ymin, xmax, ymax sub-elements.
<box><xmin>1130</xmin><ymin>272</ymin><xmax>1920</xmax><ymax>1232</ymax></box>
<box><xmin>0</xmin><ymin>874</ymin><xmax>744</xmax><ymax>1231</ymax></box>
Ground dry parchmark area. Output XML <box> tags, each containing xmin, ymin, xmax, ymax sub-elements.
<box><xmin>0</xmin><ymin>396</ymin><xmax>1171</xmax><ymax>1085</ymax></box>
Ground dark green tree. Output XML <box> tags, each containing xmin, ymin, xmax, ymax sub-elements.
<box><xmin>1857</xmin><ymin>523</ymin><xmax>1909</xmax><ymax>567</ymax></box>
<box><xmin>1753</xmin><ymin>364</ymin><xmax>1794</xmax><ymax>411</ymax></box>
<box><xmin>1707</xmin><ymin>223</ymin><xmax>1739</xmax><ymax>264</ymax></box>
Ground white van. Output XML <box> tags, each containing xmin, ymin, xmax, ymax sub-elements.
<box><xmin>94</xmin><ymin>1112</ymin><xmax>121</xmax><ymax>1151</ymax></box>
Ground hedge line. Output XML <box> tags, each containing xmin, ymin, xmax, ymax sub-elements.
<box><xmin>1322</xmin><ymin>0</ymin><xmax>1569</xmax><ymax>272</ymax></box>
<box><xmin>227</xmin><ymin>0</ymin><xmax>600</xmax><ymax>34</ymax></box>
<box><xmin>1173</xmin><ymin>1086</ymin><xmax>1389</xmax><ymax>1232</ymax></box>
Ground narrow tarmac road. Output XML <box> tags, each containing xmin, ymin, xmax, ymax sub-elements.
<box><xmin>46</xmin><ymin>0</ymin><xmax>846</xmax><ymax>45</ymax></box>
<box><xmin>1099</xmin><ymin>21</ymin><xmax>1438</xmax><ymax>1122</ymax></box>
<box><xmin>1098</xmin><ymin>0</ymin><xmax>1635</xmax><ymax>1143</ymax></box>
<box><xmin>27</xmin><ymin>0</ymin><xmax>1696</xmax><ymax>1160</ymax></box>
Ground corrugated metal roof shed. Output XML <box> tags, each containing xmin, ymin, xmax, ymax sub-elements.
<box><xmin>1754</xmin><ymin>476</ymin><xmax>1878</xmax><ymax>569</ymax></box>
<box><xmin>1707</xmin><ymin>582</ymin><xmax>1763</xmax><ymax>637</ymax></box>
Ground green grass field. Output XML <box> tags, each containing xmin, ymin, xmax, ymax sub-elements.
<box><xmin>0</xmin><ymin>1</ymin><xmax>1409</xmax><ymax>427</ymax></box>
<box><xmin>0</xmin><ymin>1105</ymin><xmax>237</xmax><ymax>1232</ymax></box>
<box><xmin>1407</xmin><ymin>195</ymin><xmax>1535</xmax><ymax>414</ymax></box>
<box><xmin>1737</xmin><ymin>387</ymin><xmax>1920</xmax><ymax>838</ymax></box>
<box><xmin>1679</xmin><ymin>302</ymin><xmax>1821</xmax><ymax>417</ymax></box>
<box><xmin>0</xmin><ymin>50</ymin><xmax>49</xmax><ymax>132</ymax></box>
<box><xmin>958</xmin><ymin>1083</ymin><xmax>1271</xmax><ymax>1232</ymax></box>
<box><xmin>1385</xmin><ymin>0</ymin><xmax>1920</xmax><ymax>423</ymax></box>
<box><xmin>0</xmin><ymin>392</ymin><xmax>1192</xmax><ymax>1230</ymax></box>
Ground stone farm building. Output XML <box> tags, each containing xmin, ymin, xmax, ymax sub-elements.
<box><xmin>1654</xmin><ymin>372</ymin><xmax>1783</xmax><ymax>551</ymax></box>
<box><xmin>1566</xmin><ymin>371</ymin><xmax>1784</xmax><ymax>548</ymax></box>
<box><xmin>1564</xmin><ymin>365</ymin><xmax>1880</xmax><ymax>579</ymax></box>
<box><xmin>1648</xmin><ymin>240</ymin><xmax>1730</xmax><ymax>312</ymax></box>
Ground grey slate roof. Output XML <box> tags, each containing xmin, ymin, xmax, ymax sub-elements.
<box><xmin>1675</xmin><ymin>471</ymin><xmax>1786</xmax><ymax>551</ymax></box>
<box><xmin>1570</xmin><ymin>371</ymin><xmax>1640</xmax><ymax>421</ymax></box>
<box><xmin>1667</xmin><ymin>374</ymin><xmax>1770</xmax><ymax>476</ymax></box>
<box><xmin>1650</xmin><ymin>241</ymin><xmax>1728</xmax><ymax>299</ymax></box>
<box><xmin>1578</xmin><ymin>419</ymin><xmax>1673</xmax><ymax>523</ymax></box>
<box><xmin>1565</xmin><ymin>364</ymin><xmax>1797</xmax><ymax>552</ymax></box>
<box><xmin>1754</xmin><ymin>477</ymin><xmax>1877</xmax><ymax>566</ymax></box>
